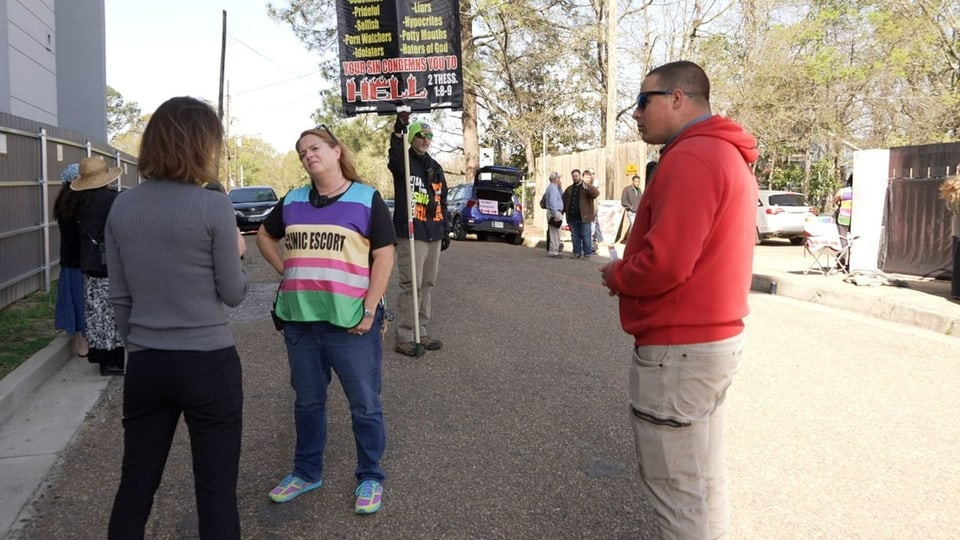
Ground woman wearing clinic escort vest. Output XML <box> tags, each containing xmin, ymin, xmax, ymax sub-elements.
<box><xmin>256</xmin><ymin>124</ymin><xmax>396</xmax><ymax>514</ymax></box>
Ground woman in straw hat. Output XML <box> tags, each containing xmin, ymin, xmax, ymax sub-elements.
<box><xmin>104</xmin><ymin>96</ymin><xmax>248</xmax><ymax>539</ymax></box>
<box><xmin>53</xmin><ymin>162</ymin><xmax>88</xmax><ymax>358</ymax></box>
<box><xmin>70</xmin><ymin>156</ymin><xmax>125</xmax><ymax>375</ymax></box>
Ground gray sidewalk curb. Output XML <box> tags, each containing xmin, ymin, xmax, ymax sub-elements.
<box><xmin>751</xmin><ymin>273</ymin><xmax>960</xmax><ymax>337</ymax></box>
<box><xmin>0</xmin><ymin>335</ymin><xmax>72</xmax><ymax>427</ymax></box>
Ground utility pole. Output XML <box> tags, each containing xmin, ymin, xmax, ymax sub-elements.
<box><xmin>218</xmin><ymin>10</ymin><xmax>227</xmax><ymax>121</ymax></box>
<box><xmin>603</xmin><ymin>0</ymin><xmax>618</xmax><ymax>200</ymax></box>
<box><xmin>225</xmin><ymin>82</ymin><xmax>232</xmax><ymax>187</ymax></box>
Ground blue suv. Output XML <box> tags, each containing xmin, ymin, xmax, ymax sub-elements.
<box><xmin>447</xmin><ymin>165</ymin><xmax>525</xmax><ymax>245</ymax></box>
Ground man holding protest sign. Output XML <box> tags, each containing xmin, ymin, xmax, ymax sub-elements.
<box><xmin>389</xmin><ymin>113</ymin><xmax>451</xmax><ymax>357</ymax></box>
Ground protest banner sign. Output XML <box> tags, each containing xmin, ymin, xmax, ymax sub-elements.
<box><xmin>335</xmin><ymin>0</ymin><xmax>464</xmax><ymax>116</ymax></box>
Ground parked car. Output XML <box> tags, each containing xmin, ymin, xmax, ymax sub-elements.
<box><xmin>447</xmin><ymin>165</ymin><xmax>525</xmax><ymax>245</ymax></box>
<box><xmin>229</xmin><ymin>185</ymin><xmax>279</xmax><ymax>232</ymax></box>
<box><xmin>756</xmin><ymin>189</ymin><xmax>816</xmax><ymax>245</ymax></box>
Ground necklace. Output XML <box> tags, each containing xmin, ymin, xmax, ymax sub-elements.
<box><xmin>310</xmin><ymin>179</ymin><xmax>350</xmax><ymax>208</ymax></box>
<box><xmin>316</xmin><ymin>179</ymin><xmax>348</xmax><ymax>197</ymax></box>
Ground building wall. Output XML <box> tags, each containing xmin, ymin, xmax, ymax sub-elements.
<box><xmin>0</xmin><ymin>0</ymin><xmax>107</xmax><ymax>141</ymax></box>
<box><xmin>0</xmin><ymin>2</ymin><xmax>9</xmax><ymax>109</ymax></box>
<box><xmin>6</xmin><ymin>0</ymin><xmax>57</xmax><ymax>124</ymax></box>
<box><xmin>54</xmin><ymin>0</ymin><xmax>106</xmax><ymax>140</ymax></box>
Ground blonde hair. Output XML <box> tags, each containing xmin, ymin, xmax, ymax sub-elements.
<box><xmin>939</xmin><ymin>173</ymin><xmax>960</xmax><ymax>211</ymax></box>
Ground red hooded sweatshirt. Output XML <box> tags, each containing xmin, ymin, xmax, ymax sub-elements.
<box><xmin>606</xmin><ymin>115</ymin><xmax>759</xmax><ymax>345</ymax></box>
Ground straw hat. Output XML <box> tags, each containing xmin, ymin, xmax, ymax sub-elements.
<box><xmin>69</xmin><ymin>157</ymin><xmax>122</xmax><ymax>191</ymax></box>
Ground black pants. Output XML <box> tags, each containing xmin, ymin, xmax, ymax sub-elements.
<box><xmin>108</xmin><ymin>347</ymin><xmax>243</xmax><ymax>540</ymax></box>
<box><xmin>89</xmin><ymin>346</ymin><xmax>125</xmax><ymax>369</ymax></box>
<box><xmin>952</xmin><ymin>236</ymin><xmax>960</xmax><ymax>298</ymax></box>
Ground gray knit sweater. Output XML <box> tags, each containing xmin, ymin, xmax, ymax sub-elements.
<box><xmin>105</xmin><ymin>180</ymin><xmax>248</xmax><ymax>352</ymax></box>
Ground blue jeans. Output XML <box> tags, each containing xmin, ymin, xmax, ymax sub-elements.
<box><xmin>283</xmin><ymin>314</ymin><xmax>386</xmax><ymax>484</ymax></box>
<box><xmin>569</xmin><ymin>220</ymin><xmax>593</xmax><ymax>257</ymax></box>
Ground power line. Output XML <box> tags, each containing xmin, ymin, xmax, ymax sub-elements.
<box><xmin>227</xmin><ymin>33</ymin><xmax>303</xmax><ymax>76</ymax></box>
<box><xmin>233</xmin><ymin>73</ymin><xmax>321</xmax><ymax>96</ymax></box>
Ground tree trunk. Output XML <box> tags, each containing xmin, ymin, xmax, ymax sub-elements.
<box><xmin>460</xmin><ymin>0</ymin><xmax>479</xmax><ymax>182</ymax></box>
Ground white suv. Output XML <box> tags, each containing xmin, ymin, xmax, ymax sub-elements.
<box><xmin>756</xmin><ymin>190</ymin><xmax>816</xmax><ymax>245</ymax></box>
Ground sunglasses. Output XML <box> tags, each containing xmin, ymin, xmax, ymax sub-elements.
<box><xmin>636</xmin><ymin>90</ymin><xmax>675</xmax><ymax>110</ymax></box>
<box><xmin>414</xmin><ymin>131</ymin><xmax>433</xmax><ymax>140</ymax></box>
<box><xmin>314</xmin><ymin>124</ymin><xmax>340</xmax><ymax>145</ymax></box>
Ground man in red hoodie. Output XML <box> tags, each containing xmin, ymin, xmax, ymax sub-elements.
<box><xmin>600</xmin><ymin>61</ymin><xmax>758</xmax><ymax>539</ymax></box>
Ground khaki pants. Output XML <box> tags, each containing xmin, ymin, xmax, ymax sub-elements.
<box><xmin>629</xmin><ymin>333</ymin><xmax>744</xmax><ymax>540</ymax></box>
<box><xmin>547</xmin><ymin>217</ymin><xmax>562</xmax><ymax>254</ymax></box>
<box><xmin>394</xmin><ymin>238</ymin><xmax>441</xmax><ymax>343</ymax></box>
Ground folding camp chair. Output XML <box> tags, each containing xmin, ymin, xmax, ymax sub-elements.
<box><xmin>802</xmin><ymin>216</ymin><xmax>855</xmax><ymax>275</ymax></box>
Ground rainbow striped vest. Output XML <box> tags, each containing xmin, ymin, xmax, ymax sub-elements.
<box><xmin>276</xmin><ymin>182</ymin><xmax>374</xmax><ymax>328</ymax></box>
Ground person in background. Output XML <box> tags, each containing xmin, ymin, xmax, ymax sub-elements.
<box><xmin>833</xmin><ymin>174</ymin><xmax>853</xmax><ymax>232</ymax></box>
<box><xmin>53</xmin><ymin>163</ymin><xmax>88</xmax><ymax>358</ymax></box>
<box><xmin>939</xmin><ymin>174</ymin><xmax>960</xmax><ymax>299</ymax></box>
<box><xmin>70</xmin><ymin>157</ymin><xmax>125</xmax><ymax>376</ymax></box>
<box><xmin>257</xmin><ymin>124</ymin><xmax>395</xmax><ymax>514</ymax></box>
<box><xmin>832</xmin><ymin>174</ymin><xmax>854</xmax><ymax>271</ymax></box>
<box><xmin>544</xmin><ymin>171</ymin><xmax>564</xmax><ymax>257</ymax></box>
<box><xmin>645</xmin><ymin>160</ymin><xmax>658</xmax><ymax>186</ymax></box>
<box><xmin>600</xmin><ymin>60</ymin><xmax>758</xmax><ymax>539</ymax></box>
<box><xmin>952</xmin><ymin>203</ymin><xmax>960</xmax><ymax>300</ymax></box>
<box><xmin>621</xmin><ymin>174</ymin><xmax>642</xmax><ymax>220</ymax></box>
<box><xmin>616</xmin><ymin>174</ymin><xmax>644</xmax><ymax>244</ymax></box>
<box><xmin>584</xmin><ymin>169</ymin><xmax>603</xmax><ymax>252</ymax></box>
<box><xmin>388</xmin><ymin>113</ymin><xmax>450</xmax><ymax>356</ymax></box>
<box><xmin>105</xmin><ymin>96</ymin><xmax>249</xmax><ymax>539</ymax></box>
<box><xmin>562</xmin><ymin>168</ymin><xmax>600</xmax><ymax>259</ymax></box>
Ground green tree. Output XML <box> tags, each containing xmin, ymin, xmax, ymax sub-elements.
<box><xmin>106</xmin><ymin>86</ymin><xmax>146</xmax><ymax>155</ymax></box>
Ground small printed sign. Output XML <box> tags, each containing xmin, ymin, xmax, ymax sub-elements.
<box><xmin>478</xmin><ymin>199</ymin><xmax>498</xmax><ymax>215</ymax></box>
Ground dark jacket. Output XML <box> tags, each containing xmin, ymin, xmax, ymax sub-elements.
<box><xmin>388</xmin><ymin>133</ymin><xmax>450</xmax><ymax>241</ymax></box>
<box><xmin>77</xmin><ymin>188</ymin><xmax>118</xmax><ymax>276</ymax></box>
<box><xmin>621</xmin><ymin>185</ymin><xmax>642</xmax><ymax>212</ymax></box>
<box><xmin>562</xmin><ymin>181</ymin><xmax>600</xmax><ymax>222</ymax></box>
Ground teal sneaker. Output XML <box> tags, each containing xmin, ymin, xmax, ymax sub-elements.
<box><xmin>269</xmin><ymin>474</ymin><xmax>322</xmax><ymax>503</ymax></box>
<box><xmin>354</xmin><ymin>480</ymin><xmax>383</xmax><ymax>514</ymax></box>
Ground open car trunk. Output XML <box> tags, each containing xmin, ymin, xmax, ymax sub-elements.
<box><xmin>474</xmin><ymin>165</ymin><xmax>524</xmax><ymax>217</ymax></box>
<box><xmin>475</xmin><ymin>188</ymin><xmax>517</xmax><ymax>217</ymax></box>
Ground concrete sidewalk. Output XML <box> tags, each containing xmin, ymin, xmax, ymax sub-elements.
<box><xmin>0</xmin><ymin>236</ymin><xmax>957</xmax><ymax>538</ymax></box>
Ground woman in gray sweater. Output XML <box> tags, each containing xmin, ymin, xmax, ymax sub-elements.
<box><xmin>104</xmin><ymin>96</ymin><xmax>248</xmax><ymax>540</ymax></box>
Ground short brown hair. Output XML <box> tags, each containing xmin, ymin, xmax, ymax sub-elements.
<box><xmin>647</xmin><ymin>61</ymin><xmax>710</xmax><ymax>102</ymax></box>
<box><xmin>138</xmin><ymin>97</ymin><xmax>223</xmax><ymax>184</ymax></box>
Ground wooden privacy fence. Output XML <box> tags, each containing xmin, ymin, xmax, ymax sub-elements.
<box><xmin>0</xmin><ymin>111</ymin><xmax>137</xmax><ymax>310</ymax></box>
<box><xmin>530</xmin><ymin>141</ymin><xmax>649</xmax><ymax>230</ymax></box>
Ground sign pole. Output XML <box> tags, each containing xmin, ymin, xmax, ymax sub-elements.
<box><xmin>397</xmin><ymin>105</ymin><xmax>425</xmax><ymax>356</ymax></box>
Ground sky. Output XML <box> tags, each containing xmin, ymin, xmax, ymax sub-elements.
<box><xmin>104</xmin><ymin>1</ymin><xmax>329</xmax><ymax>152</ymax></box>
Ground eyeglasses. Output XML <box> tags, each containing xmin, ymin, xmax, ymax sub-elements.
<box><xmin>636</xmin><ymin>90</ymin><xmax>675</xmax><ymax>110</ymax></box>
<box><xmin>315</xmin><ymin>124</ymin><xmax>340</xmax><ymax>145</ymax></box>
<box><xmin>414</xmin><ymin>131</ymin><xmax>433</xmax><ymax>140</ymax></box>
<box><xmin>636</xmin><ymin>89</ymin><xmax>700</xmax><ymax>110</ymax></box>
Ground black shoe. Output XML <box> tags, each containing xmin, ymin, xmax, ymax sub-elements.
<box><xmin>99</xmin><ymin>364</ymin><xmax>124</xmax><ymax>376</ymax></box>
